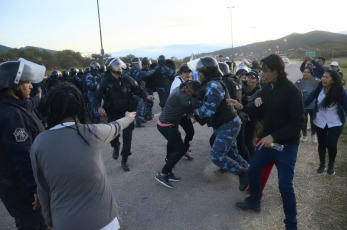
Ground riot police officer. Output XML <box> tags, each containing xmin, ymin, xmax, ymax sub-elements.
<box><xmin>188</xmin><ymin>56</ymin><xmax>249</xmax><ymax>191</ymax></box>
<box><xmin>0</xmin><ymin>58</ymin><xmax>47</xmax><ymax>229</ymax></box>
<box><xmin>86</xmin><ymin>61</ymin><xmax>101</xmax><ymax>123</ymax></box>
<box><xmin>46</xmin><ymin>70</ymin><xmax>63</xmax><ymax>91</ymax></box>
<box><xmin>67</xmin><ymin>67</ymin><xmax>82</xmax><ymax>91</ymax></box>
<box><xmin>130</xmin><ymin>57</ymin><xmax>156</xmax><ymax>127</ymax></box>
<box><xmin>142</xmin><ymin>57</ymin><xmax>155</xmax><ymax>120</ymax></box>
<box><xmin>95</xmin><ymin>58</ymin><xmax>154</xmax><ymax>171</ymax></box>
<box><xmin>155</xmin><ymin>55</ymin><xmax>176</xmax><ymax>108</ymax></box>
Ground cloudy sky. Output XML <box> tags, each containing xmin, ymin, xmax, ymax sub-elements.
<box><xmin>1</xmin><ymin>0</ymin><xmax>346</xmax><ymax>57</ymax></box>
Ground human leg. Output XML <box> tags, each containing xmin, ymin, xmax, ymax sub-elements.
<box><xmin>314</xmin><ymin>125</ymin><xmax>328</xmax><ymax>173</ymax></box>
<box><xmin>325</xmin><ymin>125</ymin><xmax>343</xmax><ymax>175</ymax></box>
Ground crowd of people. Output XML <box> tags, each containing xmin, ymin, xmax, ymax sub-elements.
<box><xmin>0</xmin><ymin>53</ymin><xmax>346</xmax><ymax>230</ymax></box>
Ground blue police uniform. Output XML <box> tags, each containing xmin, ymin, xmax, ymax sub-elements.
<box><xmin>155</xmin><ymin>64</ymin><xmax>175</xmax><ymax>107</ymax></box>
<box><xmin>0</xmin><ymin>94</ymin><xmax>46</xmax><ymax>229</ymax></box>
<box><xmin>194</xmin><ymin>80</ymin><xmax>248</xmax><ymax>174</ymax></box>
<box><xmin>142</xmin><ymin>66</ymin><xmax>155</xmax><ymax>119</ymax></box>
<box><xmin>85</xmin><ymin>72</ymin><xmax>101</xmax><ymax>122</ymax></box>
<box><xmin>130</xmin><ymin>67</ymin><xmax>155</xmax><ymax>125</ymax></box>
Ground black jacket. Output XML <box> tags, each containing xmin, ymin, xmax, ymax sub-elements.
<box><xmin>243</xmin><ymin>76</ymin><xmax>305</xmax><ymax>145</ymax></box>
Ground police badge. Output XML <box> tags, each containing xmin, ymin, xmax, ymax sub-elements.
<box><xmin>13</xmin><ymin>128</ymin><xmax>29</xmax><ymax>142</ymax></box>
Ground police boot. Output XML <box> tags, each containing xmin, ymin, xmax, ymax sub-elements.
<box><xmin>238</xmin><ymin>168</ymin><xmax>248</xmax><ymax>191</ymax></box>
<box><xmin>121</xmin><ymin>157</ymin><xmax>130</xmax><ymax>172</ymax></box>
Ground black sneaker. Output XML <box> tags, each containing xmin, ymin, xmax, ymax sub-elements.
<box><xmin>238</xmin><ymin>168</ymin><xmax>249</xmax><ymax>191</ymax></box>
<box><xmin>168</xmin><ymin>173</ymin><xmax>181</xmax><ymax>182</ymax></box>
<box><xmin>235</xmin><ymin>201</ymin><xmax>260</xmax><ymax>213</ymax></box>
<box><xmin>184</xmin><ymin>152</ymin><xmax>193</xmax><ymax>160</ymax></box>
<box><xmin>316</xmin><ymin>165</ymin><xmax>325</xmax><ymax>174</ymax></box>
<box><xmin>112</xmin><ymin>148</ymin><xmax>120</xmax><ymax>160</ymax></box>
<box><xmin>121</xmin><ymin>162</ymin><xmax>130</xmax><ymax>172</ymax></box>
<box><xmin>155</xmin><ymin>172</ymin><xmax>173</xmax><ymax>188</ymax></box>
<box><xmin>136</xmin><ymin>123</ymin><xmax>145</xmax><ymax>128</ymax></box>
<box><xmin>327</xmin><ymin>167</ymin><xmax>335</xmax><ymax>175</ymax></box>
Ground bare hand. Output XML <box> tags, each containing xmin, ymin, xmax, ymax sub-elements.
<box><xmin>306</xmin><ymin>56</ymin><xmax>313</xmax><ymax>62</ymax></box>
<box><xmin>256</xmin><ymin>135</ymin><xmax>274</xmax><ymax>150</ymax></box>
<box><xmin>125</xmin><ymin>111</ymin><xmax>136</xmax><ymax>122</ymax></box>
<box><xmin>187</xmin><ymin>113</ymin><xmax>196</xmax><ymax>124</ymax></box>
<box><xmin>226</xmin><ymin>98</ymin><xmax>243</xmax><ymax>110</ymax></box>
<box><xmin>32</xmin><ymin>194</ymin><xmax>41</xmax><ymax>210</ymax></box>
<box><xmin>146</xmin><ymin>95</ymin><xmax>155</xmax><ymax>101</ymax></box>
<box><xmin>98</xmin><ymin>107</ymin><xmax>107</xmax><ymax>117</ymax></box>
<box><xmin>254</xmin><ymin>97</ymin><xmax>263</xmax><ymax>107</ymax></box>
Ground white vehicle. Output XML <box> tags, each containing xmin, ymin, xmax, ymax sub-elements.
<box><xmin>282</xmin><ymin>57</ymin><xmax>290</xmax><ymax>64</ymax></box>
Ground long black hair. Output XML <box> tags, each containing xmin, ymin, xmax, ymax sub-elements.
<box><xmin>315</xmin><ymin>70</ymin><xmax>344</xmax><ymax>109</ymax></box>
<box><xmin>46</xmin><ymin>82</ymin><xmax>99</xmax><ymax>145</ymax></box>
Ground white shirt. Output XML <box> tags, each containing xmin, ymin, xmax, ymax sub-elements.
<box><xmin>170</xmin><ymin>76</ymin><xmax>184</xmax><ymax>94</ymax></box>
<box><xmin>313</xmin><ymin>89</ymin><xmax>342</xmax><ymax>128</ymax></box>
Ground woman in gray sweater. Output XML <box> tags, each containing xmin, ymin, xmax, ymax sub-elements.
<box><xmin>30</xmin><ymin>83</ymin><xmax>135</xmax><ymax>230</ymax></box>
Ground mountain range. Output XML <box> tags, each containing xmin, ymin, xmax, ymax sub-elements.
<box><xmin>1</xmin><ymin>30</ymin><xmax>347</xmax><ymax>60</ymax></box>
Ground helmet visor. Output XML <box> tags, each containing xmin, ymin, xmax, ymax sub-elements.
<box><xmin>109</xmin><ymin>58</ymin><xmax>126</xmax><ymax>72</ymax></box>
<box><xmin>187</xmin><ymin>58</ymin><xmax>203</xmax><ymax>73</ymax></box>
<box><xmin>14</xmin><ymin>58</ymin><xmax>46</xmax><ymax>84</ymax></box>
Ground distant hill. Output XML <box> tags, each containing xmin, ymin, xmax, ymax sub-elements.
<box><xmin>0</xmin><ymin>45</ymin><xmax>11</xmax><ymax>53</ymax></box>
<box><xmin>193</xmin><ymin>30</ymin><xmax>347</xmax><ymax>60</ymax></box>
<box><xmin>19</xmin><ymin>46</ymin><xmax>57</xmax><ymax>54</ymax></box>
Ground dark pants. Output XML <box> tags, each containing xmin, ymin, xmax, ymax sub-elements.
<box><xmin>0</xmin><ymin>182</ymin><xmax>47</xmax><ymax>230</ymax></box>
<box><xmin>314</xmin><ymin>124</ymin><xmax>343</xmax><ymax>167</ymax></box>
<box><xmin>144</xmin><ymin>88</ymin><xmax>154</xmax><ymax>117</ymax></box>
<box><xmin>156</xmin><ymin>87</ymin><xmax>166</xmax><ymax>109</ymax></box>
<box><xmin>157</xmin><ymin>125</ymin><xmax>186</xmax><ymax>175</ymax></box>
<box><xmin>247</xmin><ymin>145</ymin><xmax>298</xmax><ymax>229</ymax></box>
<box><xmin>244</xmin><ymin>118</ymin><xmax>257</xmax><ymax>159</ymax></box>
<box><xmin>302</xmin><ymin>109</ymin><xmax>315</xmax><ymax>136</ymax></box>
<box><xmin>109</xmin><ymin>114</ymin><xmax>135</xmax><ymax>159</ymax></box>
<box><xmin>179</xmin><ymin>115</ymin><xmax>195</xmax><ymax>151</ymax></box>
<box><xmin>236</xmin><ymin>122</ymin><xmax>251</xmax><ymax>163</ymax></box>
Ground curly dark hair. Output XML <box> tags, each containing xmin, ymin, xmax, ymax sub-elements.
<box><xmin>314</xmin><ymin>70</ymin><xmax>344</xmax><ymax>109</ymax></box>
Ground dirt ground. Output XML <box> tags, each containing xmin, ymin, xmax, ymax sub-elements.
<box><xmin>1</xmin><ymin>62</ymin><xmax>346</xmax><ymax>229</ymax></box>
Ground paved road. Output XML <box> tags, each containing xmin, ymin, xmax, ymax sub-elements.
<box><xmin>0</xmin><ymin>61</ymin><xmax>304</xmax><ymax>230</ymax></box>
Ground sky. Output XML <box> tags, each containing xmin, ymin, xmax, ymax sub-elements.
<box><xmin>1</xmin><ymin>0</ymin><xmax>347</xmax><ymax>58</ymax></box>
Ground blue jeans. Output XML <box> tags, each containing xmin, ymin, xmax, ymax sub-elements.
<box><xmin>247</xmin><ymin>145</ymin><xmax>298</xmax><ymax>229</ymax></box>
<box><xmin>133</xmin><ymin>95</ymin><xmax>145</xmax><ymax>124</ymax></box>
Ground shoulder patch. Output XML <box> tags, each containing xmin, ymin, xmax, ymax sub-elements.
<box><xmin>13</xmin><ymin>128</ymin><xmax>29</xmax><ymax>142</ymax></box>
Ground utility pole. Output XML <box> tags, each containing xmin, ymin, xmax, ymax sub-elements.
<box><xmin>97</xmin><ymin>0</ymin><xmax>104</xmax><ymax>64</ymax></box>
<box><xmin>227</xmin><ymin>6</ymin><xmax>235</xmax><ymax>61</ymax></box>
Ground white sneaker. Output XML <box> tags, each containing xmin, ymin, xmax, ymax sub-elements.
<box><xmin>311</xmin><ymin>135</ymin><xmax>317</xmax><ymax>143</ymax></box>
<box><xmin>300</xmin><ymin>136</ymin><xmax>308</xmax><ymax>142</ymax></box>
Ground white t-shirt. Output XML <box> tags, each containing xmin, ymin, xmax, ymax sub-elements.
<box><xmin>313</xmin><ymin>88</ymin><xmax>342</xmax><ymax>128</ymax></box>
<box><xmin>170</xmin><ymin>76</ymin><xmax>184</xmax><ymax>94</ymax></box>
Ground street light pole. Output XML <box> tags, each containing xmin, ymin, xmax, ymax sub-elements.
<box><xmin>96</xmin><ymin>0</ymin><xmax>104</xmax><ymax>64</ymax></box>
<box><xmin>227</xmin><ymin>6</ymin><xmax>235</xmax><ymax>61</ymax></box>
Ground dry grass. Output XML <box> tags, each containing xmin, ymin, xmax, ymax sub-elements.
<box><xmin>239</xmin><ymin>129</ymin><xmax>347</xmax><ymax>230</ymax></box>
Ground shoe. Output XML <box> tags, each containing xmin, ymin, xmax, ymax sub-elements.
<box><xmin>238</xmin><ymin>168</ymin><xmax>249</xmax><ymax>191</ymax></box>
<box><xmin>316</xmin><ymin>164</ymin><xmax>325</xmax><ymax>174</ymax></box>
<box><xmin>311</xmin><ymin>135</ymin><xmax>317</xmax><ymax>143</ymax></box>
<box><xmin>215</xmin><ymin>168</ymin><xmax>227</xmax><ymax>174</ymax></box>
<box><xmin>112</xmin><ymin>148</ymin><xmax>120</xmax><ymax>160</ymax></box>
<box><xmin>136</xmin><ymin>123</ymin><xmax>145</xmax><ymax>128</ymax></box>
<box><xmin>155</xmin><ymin>172</ymin><xmax>173</xmax><ymax>188</ymax></box>
<box><xmin>168</xmin><ymin>173</ymin><xmax>181</xmax><ymax>182</ymax></box>
<box><xmin>300</xmin><ymin>136</ymin><xmax>308</xmax><ymax>142</ymax></box>
<box><xmin>121</xmin><ymin>161</ymin><xmax>130</xmax><ymax>172</ymax></box>
<box><xmin>235</xmin><ymin>201</ymin><xmax>260</xmax><ymax>213</ymax></box>
<box><xmin>141</xmin><ymin>119</ymin><xmax>147</xmax><ymax>123</ymax></box>
<box><xmin>327</xmin><ymin>165</ymin><xmax>335</xmax><ymax>175</ymax></box>
<box><xmin>184</xmin><ymin>152</ymin><xmax>193</xmax><ymax>160</ymax></box>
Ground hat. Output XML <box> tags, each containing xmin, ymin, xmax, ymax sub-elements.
<box><xmin>249</xmin><ymin>70</ymin><xmax>259</xmax><ymax>80</ymax></box>
<box><xmin>179</xmin><ymin>65</ymin><xmax>192</xmax><ymax>74</ymax></box>
<box><xmin>330</xmin><ymin>61</ymin><xmax>339</xmax><ymax>67</ymax></box>
<box><xmin>225</xmin><ymin>57</ymin><xmax>230</xmax><ymax>60</ymax></box>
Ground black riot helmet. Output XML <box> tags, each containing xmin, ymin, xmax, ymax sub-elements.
<box><xmin>69</xmin><ymin>67</ymin><xmax>78</xmax><ymax>77</ymax></box>
<box><xmin>131</xmin><ymin>57</ymin><xmax>142</xmax><ymax>69</ymax></box>
<box><xmin>158</xmin><ymin>55</ymin><xmax>166</xmax><ymax>65</ymax></box>
<box><xmin>50</xmin><ymin>70</ymin><xmax>62</xmax><ymax>80</ymax></box>
<box><xmin>99</xmin><ymin>65</ymin><xmax>106</xmax><ymax>73</ymax></box>
<box><xmin>84</xmin><ymin>67</ymin><xmax>91</xmax><ymax>74</ymax></box>
<box><xmin>188</xmin><ymin>56</ymin><xmax>222</xmax><ymax>79</ymax></box>
<box><xmin>0</xmin><ymin>58</ymin><xmax>46</xmax><ymax>90</ymax></box>
<box><xmin>90</xmin><ymin>61</ymin><xmax>100</xmax><ymax>75</ymax></box>
<box><xmin>62</xmin><ymin>70</ymin><xmax>69</xmax><ymax>80</ymax></box>
<box><xmin>78</xmin><ymin>68</ymin><xmax>84</xmax><ymax>76</ymax></box>
<box><xmin>142</xmin><ymin>57</ymin><xmax>151</xmax><ymax>66</ymax></box>
<box><xmin>218</xmin><ymin>62</ymin><xmax>231</xmax><ymax>75</ymax></box>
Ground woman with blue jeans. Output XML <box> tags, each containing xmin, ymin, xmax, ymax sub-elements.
<box><xmin>229</xmin><ymin>54</ymin><xmax>305</xmax><ymax>230</ymax></box>
<box><xmin>304</xmin><ymin>70</ymin><xmax>347</xmax><ymax>175</ymax></box>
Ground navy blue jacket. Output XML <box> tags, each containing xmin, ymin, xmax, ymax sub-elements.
<box><xmin>304</xmin><ymin>87</ymin><xmax>347</xmax><ymax>124</ymax></box>
<box><xmin>300</xmin><ymin>60</ymin><xmax>328</xmax><ymax>79</ymax></box>
<box><xmin>0</xmin><ymin>94</ymin><xmax>44</xmax><ymax>193</ymax></box>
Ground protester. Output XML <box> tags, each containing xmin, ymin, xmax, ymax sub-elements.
<box><xmin>304</xmin><ymin>70</ymin><xmax>347</xmax><ymax>175</ymax></box>
<box><xmin>155</xmin><ymin>81</ymin><xmax>201</xmax><ymax>188</ymax></box>
<box><xmin>300</xmin><ymin>56</ymin><xmax>327</xmax><ymax>79</ymax></box>
<box><xmin>30</xmin><ymin>83</ymin><xmax>136</xmax><ymax>230</ymax></box>
<box><xmin>330</xmin><ymin>61</ymin><xmax>344</xmax><ymax>78</ymax></box>
<box><xmin>295</xmin><ymin>67</ymin><xmax>320</xmax><ymax>143</ymax></box>
<box><xmin>0</xmin><ymin>59</ymin><xmax>47</xmax><ymax>229</ymax></box>
<box><xmin>230</xmin><ymin>54</ymin><xmax>305</xmax><ymax>230</ymax></box>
